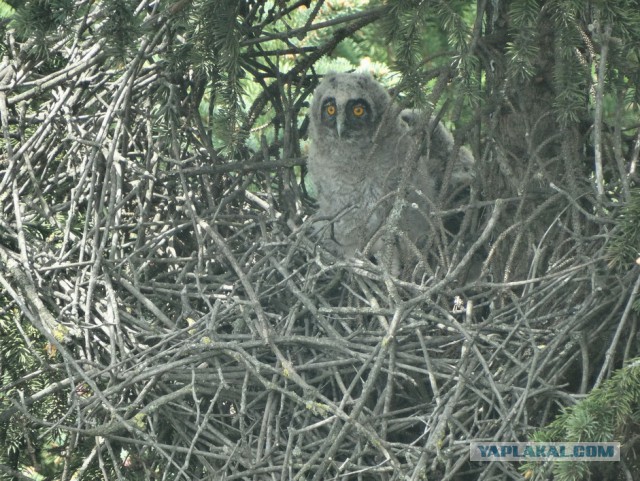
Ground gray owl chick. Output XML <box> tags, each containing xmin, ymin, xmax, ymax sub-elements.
<box><xmin>307</xmin><ymin>72</ymin><xmax>472</xmax><ymax>271</ymax></box>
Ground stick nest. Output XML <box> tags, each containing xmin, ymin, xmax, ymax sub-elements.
<box><xmin>0</xmin><ymin>23</ymin><xmax>634</xmax><ymax>481</ymax></box>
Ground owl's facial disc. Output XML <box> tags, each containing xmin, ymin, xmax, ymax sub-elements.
<box><xmin>320</xmin><ymin>97</ymin><xmax>373</xmax><ymax>139</ymax></box>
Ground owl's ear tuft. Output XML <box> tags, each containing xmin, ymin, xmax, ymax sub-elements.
<box><xmin>355</xmin><ymin>72</ymin><xmax>375</xmax><ymax>88</ymax></box>
<box><xmin>323</xmin><ymin>72</ymin><xmax>338</xmax><ymax>87</ymax></box>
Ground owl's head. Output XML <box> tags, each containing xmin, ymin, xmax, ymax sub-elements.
<box><xmin>310</xmin><ymin>72</ymin><xmax>391</xmax><ymax>142</ymax></box>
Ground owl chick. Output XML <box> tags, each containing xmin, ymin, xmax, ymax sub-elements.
<box><xmin>307</xmin><ymin>72</ymin><xmax>472</xmax><ymax>272</ymax></box>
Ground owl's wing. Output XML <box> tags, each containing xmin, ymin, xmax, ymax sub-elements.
<box><xmin>398</xmin><ymin>108</ymin><xmax>474</xmax><ymax>185</ymax></box>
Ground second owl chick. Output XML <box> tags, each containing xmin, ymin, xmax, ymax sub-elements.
<box><xmin>307</xmin><ymin>72</ymin><xmax>472</xmax><ymax>272</ymax></box>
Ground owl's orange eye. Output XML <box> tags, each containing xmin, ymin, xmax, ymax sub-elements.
<box><xmin>352</xmin><ymin>105</ymin><xmax>365</xmax><ymax>117</ymax></box>
<box><xmin>326</xmin><ymin>104</ymin><xmax>336</xmax><ymax>116</ymax></box>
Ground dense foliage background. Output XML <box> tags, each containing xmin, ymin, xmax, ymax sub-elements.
<box><xmin>1</xmin><ymin>1</ymin><xmax>640</xmax><ymax>480</ymax></box>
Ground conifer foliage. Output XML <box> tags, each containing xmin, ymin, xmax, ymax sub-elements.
<box><xmin>0</xmin><ymin>1</ymin><xmax>639</xmax><ymax>480</ymax></box>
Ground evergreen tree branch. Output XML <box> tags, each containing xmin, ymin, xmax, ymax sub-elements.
<box><xmin>593</xmin><ymin>23</ymin><xmax>612</xmax><ymax>204</ymax></box>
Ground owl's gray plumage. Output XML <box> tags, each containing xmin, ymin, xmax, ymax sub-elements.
<box><xmin>307</xmin><ymin>72</ymin><xmax>472</xmax><ymax>270</ymax></box>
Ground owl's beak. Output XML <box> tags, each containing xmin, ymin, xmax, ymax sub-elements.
<box><xmin>336</xmin><ymin>117</ymin><xmax>345</xmax><ymax>139</ymax></box>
